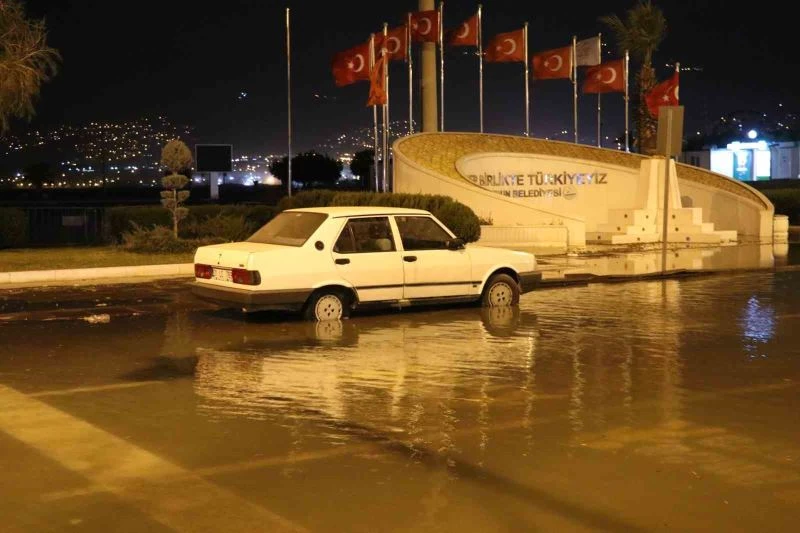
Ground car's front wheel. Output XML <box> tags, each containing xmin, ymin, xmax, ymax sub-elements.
<box><xmin>304</xmin><ymin>289</ymin><xmax>351</xmax><ymax>321</ymax></box>
<box><xmin>481</xmin><ymin>273</ymin><xmax>520</xmax><ymax>307</ymax></box>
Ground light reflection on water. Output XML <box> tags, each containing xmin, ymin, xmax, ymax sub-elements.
<box><xmin>191</xmin><ymin>271</ymin><xmax>800</xmax><ymax>449</ymax></box>
<box><xmin>1</xmin><ymin>266</ymin><xmax>799</xmax><ymax>531</ymax></box>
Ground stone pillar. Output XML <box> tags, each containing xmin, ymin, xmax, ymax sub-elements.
<box><xmin>419</xmin><ymin>0</ymin><xmax>438</xmax><ymax>132</ymax></box>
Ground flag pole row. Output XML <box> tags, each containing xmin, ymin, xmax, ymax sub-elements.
<box><xmin>328</xmin><ymin>3</ymin><xmax>681</xmax><ymax>182</ymax></box>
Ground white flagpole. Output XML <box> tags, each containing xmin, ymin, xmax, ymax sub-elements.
<box><xmin>624</xmin><ymin>49</ymin><xmax>630</xmax><ymax>152</ymax></box>
<box><xmin>382</xmin><ymin>24</ymin><xmax>389</xmax><ymax>192</ymax></box>
<box><xmin>285</xmin><ymin>7</ymin><xmax>292</xmax><ymax>196</ymax></box>
<box><xmin>572</xmin><ymin>35</ymin><xmax>578</xmax><ymax>144</ymax></box>
<box><xmin>370</xmin><ymin>34</ymin><xmax>379</xmax><ymax>190</ymax></box>
<box><xmin>478</xmin><ymin>5</ymin><xmax>483</xmax><ymax>133</ymax></box>
<box><xmin>597</xmin><ymin>94</ymin><xmax>602</xmax><ymax>147</ymax></box>
<box><xmin>407</xmin><ymin>13</ymin><xmax>413</xmax><ymax>135</ymax></box>
<box><xmin>596</xmin><ymin>33</ymin><xmax>601</xmax><ymax>148</ymax></box>
<box><xmin>524</xmin><ymin>22</ymin><xmax>529</xmax><ymax>137</ymax></box>
<box><xmin>438</xmin><ymin>1</ymin><xmax>445</xmax><ymax>132</ymax></box>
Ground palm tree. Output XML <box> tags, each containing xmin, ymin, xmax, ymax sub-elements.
<box><xmin>0</xmin><ymin>0</ymin><xmax>61</xmax><ymax>134</ymax></box>
<box><xmin>599</xmin><ymin>0</ymin><xmax>667</xmax><ymax>155</ymax></box>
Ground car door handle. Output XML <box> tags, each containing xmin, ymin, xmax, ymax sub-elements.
<box><xmin>403</xmin><ymin>256</ymin><xmax>417</xmax><ymax>262</ymax></box>
<box><xmin>335</xmin><ymin>258</ymin><xmax>350</xmax><ymax>265</ymax></box>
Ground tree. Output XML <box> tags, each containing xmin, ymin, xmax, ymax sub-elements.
<box><xmin>160</xmin><ymin>139</ymin><xmax>193</xmax><ymax>237</ymax></box>
<box><xmin>349</xmin><ymin>149</ymin><xmax>375</xmax><ymax>190</ymax></box>
<box><xmin>0</xmin><ymin>0</ymin><xmax>61</xmax><ymax>134</ymax></box>
<box><xmin>23</xmin><ymin>161</ymin><xmax>52</xmax><ymax>190</ymax></box>
<box><xmin>600</xmin><ymin>0</ymin><xmax>667</xmax><ymax>155</ymax></box>
<box><xmin>269</xmin><ymin>150</ymin><xmax>343</xmax><ymax>189</ymax></box>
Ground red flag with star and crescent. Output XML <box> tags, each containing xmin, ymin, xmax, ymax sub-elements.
<box><xmin>531</xmin><ymin>46</ymin><xmax>572</xmax><ymax>79</ymax></box>
<box><xmin>366</xmin><ymin>52</ymin><xmax>388</xmax><ymax>107</ymax></box>
<box><xmin>410</xmin><ymin>10</ymin><xmax>439</xmax><ymax>43</ymax></box>
<box><xmin>645</xmin><ymin>71</ymin><xmax>679</xmax><ymax>116</ymax></box>
<box><xmin>448</xmin><ymin>14</ymin><xmax>478</xmax><ymax>46</ymax></box>
<box><xmin>331</xmin><ymin>41</ymin><xmax>371</xmax><ymax>87</ymax></box>
<box><xmin>374</xmin><ymin>25</ymin><xmax>408</xmax><ymax>61</ymax></box>
<box><xmin>582</xmin><ymin>59</ymin><xmax>625</xmax><ymax>94</ymax></box>
<box><xmin>483</xmin><ymin>29</ymin><xmax>525</xmax><ymax>63</ymax></box>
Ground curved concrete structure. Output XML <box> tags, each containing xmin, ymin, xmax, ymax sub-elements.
<box><xmin>393</xmin><ymin>132</ymin><xmax>776</xmax><ymax>250</ymax></box>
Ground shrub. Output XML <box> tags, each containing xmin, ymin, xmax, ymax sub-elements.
<box><xmin>762</xmin><ymin>188</ymin><xmax>800</xmax><ymax>224</ymax></box>
<box><xmin>182</xmin><ymin>213</ymin><xmax>255</xmax><ymax>242</ymax></box>
<box><xmin>278</xmin><ymin>191</ymin><xmax>482</xmax><ymax>242</ymax></box>
<box><xmin>236</xmin><ymin>204</ymin><xmax>276</xmax><ymax>229</ymax></box>
<box><xmin>276</xmin><ymin>189</ymin><xmax>337</xmax><ymax>211</ymax></box>
<box><xmin>120</xmin><ymin>223</ymin><xmax>221</xmax><ymax>253</ymax></box>
<box><xmin>107</xmin><ymin>204</ymin><xmax>277</xmax><ymax>243</ymax></box>
<box><xmin>106</xmin><ymin>206</ymin><xmax>171</xmax><ymax>243</ymax></box>
<box><xmin>0</xmin><ymin>208</ymin><xmax>29</xmax><ymax>248</ymax></box>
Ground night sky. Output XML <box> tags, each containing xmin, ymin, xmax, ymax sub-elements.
<box><xmin>20</xmin><ymin>0</ymin><xmax>800</xmax><ymax>155</ymax></box>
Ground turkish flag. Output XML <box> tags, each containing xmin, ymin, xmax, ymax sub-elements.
<box><xmin>532</xmin><ymin>46</ymin><xmax>572</xmax><ymax>79</ymax></box>
<box><xmin>645</xmin><ymin>72</ymin><xmax>679</xmax><ymax>116</ymax></box>
<box><xmin>374</xmin><ymin>25</ymin><xmax>407</xmax><ymax>61</ymax></box>
<box><xmin>448</xmin><ymin>14</ymin><xmax>478</xmax><ymax>46</ymax></box>
<box><xmin>583</xmin><ymin>59</ymin><xmax>625</xmax><ymax>93</ymax></box>
<box><xmin>367</xmin><ymin>53</ymin><xmax>387</xmax><ymax>107</ymax></box>
<box><xmin>331</xmin><ymin>41</ymin><xmax>370</xmax><ymax>87</ymax></box>
<box><xmin>483</xmin><ymin>29</ymin><xmax>525</xmax><ymax>63</ymax></box>
<box><xmin>410</xmin><ymin>10</ymin><xmax>439</xmax><ymax>43</ymax></box>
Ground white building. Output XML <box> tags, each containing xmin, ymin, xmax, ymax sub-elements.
<box><xmin>681</xmin><ymin>134</ymin><xmax>800</xmax><ymax>182</ymax></box>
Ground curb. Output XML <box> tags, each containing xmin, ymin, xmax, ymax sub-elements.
<box><xmin>0</xmin><ymin>263</ymin><xmax>194</xmax><ymax>286</ymax></box>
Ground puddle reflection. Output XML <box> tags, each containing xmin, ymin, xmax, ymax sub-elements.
<box><xmin>186</xmin><ymin>271</ymin><xmax>800</xmax><ymax>454</ymax></box>
<box><xmin>539</xmin><ymin>242</ymin><xmax>797</xmax><ymax>278</ymax></box>
<box><xmin>1</xmin><ymin>268</ymin><xmax>799</xmax><ymax>531</ymax></box>
<box><xmin>192</xmin><ymin>306</ymin><xmax>539</xmax><ymax>426</ymax></box>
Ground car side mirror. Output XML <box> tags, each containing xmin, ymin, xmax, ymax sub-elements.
<box><xmin>447</xmin><ymin>238</ymin><xmax>465</xmax><ymax>250</ymax></box>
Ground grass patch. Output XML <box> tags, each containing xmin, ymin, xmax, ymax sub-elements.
<box><xmin>0</xmin><ymin>246</ymin><xmax>194</xmax><ymax>273</ymax></box>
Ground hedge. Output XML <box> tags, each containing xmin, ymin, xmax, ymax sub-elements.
<box><xmin>0</xmin><ymin>208</ymin><xmax>29</xmax><ymax>248</ymax></box>
<box><xmin>277</xmin><ymin>191</ymin><xmax>482</xmax><ymax>242</ymax></box>
<box><xmin>105</xmin><ymin>204</ymin><xmax>277</xmax><ymax>243</ymax></box>
<box><xmin>761</xmin><ymin>188</ymin><xmax>800</xmax><ymax>224</ymax></box>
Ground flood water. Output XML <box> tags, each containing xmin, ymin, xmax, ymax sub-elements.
<box><xmin>1</xmin><ymin>267</ymin><xmax>799</xmax><ymax>531</ymax></box>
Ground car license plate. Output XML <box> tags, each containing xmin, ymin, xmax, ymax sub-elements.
<box><xmin>212</xmin><ymin>268</ymin><xmax>232</xmax><ymax>282</ymax></box>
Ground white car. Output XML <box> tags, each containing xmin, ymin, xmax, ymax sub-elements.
<box><xmin>191</xmin><ymin>206</ymin><xmax>541</xmax><ymax>320</ymax></box>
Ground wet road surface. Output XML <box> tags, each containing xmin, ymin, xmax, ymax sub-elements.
<box><xmin>1</xmin><ymin>254</ymin><xmax>800</xmax><ymax>531</ymax></box>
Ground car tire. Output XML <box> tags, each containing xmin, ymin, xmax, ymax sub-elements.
<box><xmin>304</xmin><ymin>289</ymin><xmax>351</xmax><ymax>321</ymax></box>
<box><xmin>481</xmin><ymin>273</ymin><xmax>520</xmax><ymax>307</ymax></box>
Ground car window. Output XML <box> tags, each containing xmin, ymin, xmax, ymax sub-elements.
<box><xmin>394</xmin><ymin>216</ymin><xmax>451</xmax><ymax>250</ymax></box>
<box><xmin>334</xmin><ymin>216</ymin><xmax>395</xmax><ymax>254</ymax></box>
<box><xmin>246</xmin><ymin>211</ymin><xmax>327</xmax><ymax>246</ymax></box>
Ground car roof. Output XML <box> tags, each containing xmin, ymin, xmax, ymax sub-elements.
<box><xmin>284</xmin><ymin>206</ymin><xmax>432</xmax><ymax>218</ymax></box>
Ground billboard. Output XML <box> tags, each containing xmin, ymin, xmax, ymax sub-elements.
<box><xmin>195</xmin><ymin>144</ymin><xmax>232</xmax><ymax>172</ymax></box>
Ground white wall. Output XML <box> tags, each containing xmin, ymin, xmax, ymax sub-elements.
<box><xmin>393</xmin><ymin>152</ymin><xmax>588</xmax><ymax>248</ymax></box>
<box><xmin>453</xmin><ymin>153</ymin><xmax>644</xmax><ymax>231</ymax></box>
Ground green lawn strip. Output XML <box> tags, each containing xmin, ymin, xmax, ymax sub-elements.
<box><xmin>0</xmin><ymin>247</ymin><xmax>194</xmax><ymax>272</ymax></box>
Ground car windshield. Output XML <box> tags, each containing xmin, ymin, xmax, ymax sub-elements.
<box><xmin>246</xmin><ymin>211</ymin><xmax>328</xmax><ymax>246</ymax></box>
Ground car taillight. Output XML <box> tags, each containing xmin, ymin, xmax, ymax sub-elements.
<box><xmin>195</xmin><ymin>264</ymin><xmax>213</xmax><ymax>279</ymax></box>
<box><xmin>232</xmin><ymin>268</ymin><xmax>261</xmax><ymax>286</ymax></box>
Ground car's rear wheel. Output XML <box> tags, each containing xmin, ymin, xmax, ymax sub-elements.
<box><xmin>304</xmin><ymin>289</ymin><xmax>351</xmax><ymax>321</ymax></box>
<box><xmin>481</xmin><ymin>273</ymin><xmax>520</xmax><ymax>307</ymax></box>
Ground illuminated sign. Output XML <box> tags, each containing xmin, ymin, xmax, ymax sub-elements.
<box><xmin>465</xmin><ymin>171</ymin><xmax>607</xmax><ymax>199</ymax></box>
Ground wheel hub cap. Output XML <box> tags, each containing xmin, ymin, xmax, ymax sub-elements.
<box><xmin>315</xmin><ymin>295</ymin><xmax>343</xmax><ymax>320</ymax></box>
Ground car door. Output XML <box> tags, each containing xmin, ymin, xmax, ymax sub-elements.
<box><xmin>331</xmin><ymin>216</ymin><xmax>404</xmax><ymax>303</ymax></box>
<box><xmin>393</xmin><ymin>215</ymin><xmax>473</xmax><ymax>300</ymax></box>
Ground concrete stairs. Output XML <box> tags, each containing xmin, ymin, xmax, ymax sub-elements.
<box><xmin>587</xmin><ymin>208</ymin><xmax>738</xmax><ymax>245</ymax></box>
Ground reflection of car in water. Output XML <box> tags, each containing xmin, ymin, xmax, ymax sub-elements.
<box><xmin>192</xmin><ymin>308</ymin><xmax>537</xmax><ymax>422</ymax></box>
